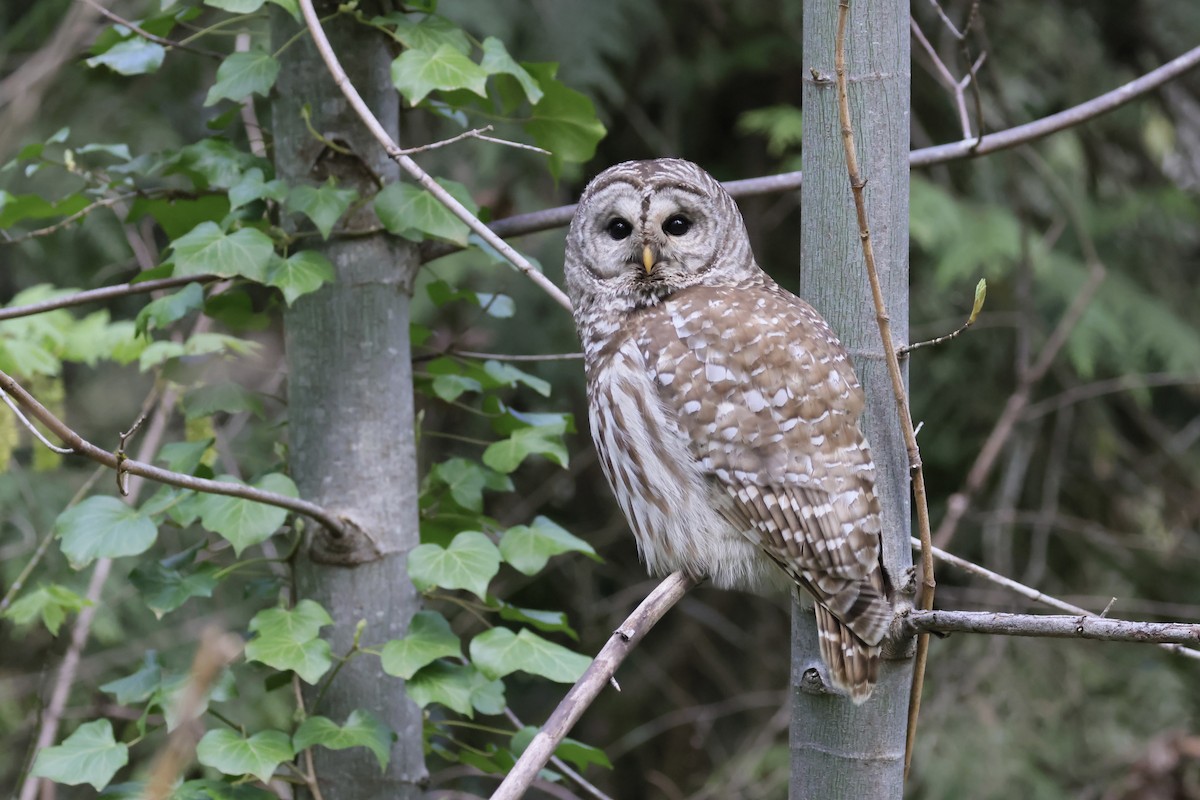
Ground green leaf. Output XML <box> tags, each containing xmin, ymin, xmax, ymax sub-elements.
<box><xmin>245</xmin><ymin>599</ymin><xmax>333</xmax><ymax>684</ymax></box>
<box><xmin>372</xmin><ymin>13</ymin><xmax>470</xmax><ymax>54</ymax></box>
<box><xmin>469</xmin><ymin>627</ymin><xmax>591</xmax><ymax>684</ymax></box>
<box><xmin>494</xmin><ymin>602</ymin><xmax>577</xmax><ymax>640</ymax></box>
<box><xmin>475</xmin><ymin>292</ymin><xmax>515</xmax><ymax>318</ymax></box>
<box><xmin>204</xmin><ymin>0</ymin><xmax>265</xmax><ymax>11</ymax></box>
<box><xmin>293</xmin><ymin>710</ymin><xmax>392</xmax><ymax>771</ymax></box>
<box><xmin>430</xmin><ymin>373</ymin><xmax>482</xmax><ymax>402</ymax></box>
<box><xmin>285</xmin><ymin>183</ymin><xmax>358</xmax><ymax>240</ymax></box>
<box><xmin>483</xmin><ymin>360</ymin><xmax>551</xmax><ymax>396</ymax></box>
<box><xmin>380</xmin><ymin>611</ymin><xmax>461</xmax><ymax>679</ymax></box>
<box><xmin>479</xmin><ymin>38</ymin><xmax>542</xmax><ymax>104</ymax></box>
<box><xmin>195</xmin><ymin>473</ymin><xmax>297</xmax><ymax>556</ymax></box>
<box><xmin>55</xmin><ymin>496</ymin><xmax>158</xmax><ymax>569</ymax></box>
<box><xmin>183</xmin><ymin>382</ymin><xmax>265</xmax><ymax>420</ymax></box>
<box><xmin>129</xmin><ymin>558</ymin><xmax>220</xmax><ymax>618</ymax></box>
<box><xmin>86</xmin><ymin>39</ymin><xmax>165</xmax><ymax>76</ymax></box>
<box><xmin>170</xmin><ymin>222</ymin><xmax>275</xmax><ymax>281</ymax></box>
<box><xmin>30</xmin><ymin>719</ymin><xmax>129</xmax><ymax>791</ymax></box>
<box><xmin>196</xmin><ymin>729</ymin><xmax>294</xmax><ymax>785</ymax></box>
<box><xmin>390</xmin><ymin>43</ymin><xmax>488</xmax><ymax>106</ymax></box>
<box><xmin>265</xmin><ymin>251</ymin><xmax>336</xmax><ymax>305</ymax></box>
<box><xmin>406</xmin><ymin>661</ymin><xmax>504</xmax><ymax>717</ymax></box>
<box><xmin>204</xmin><ymin>51</ymin><xmax>281</xmax><ymax>106</ymax></box>
<box><xmin>135</xmin><ymin>282</ymin><xmax>205</xmax><ymax>336</ymax></box>
<box><xmin>128</xmin><ymin>194</ymin><xmax>231</xmax><ymax>239</ymax></box>
<box><xmin>1</xmin><ymin>583</ymin><xmax>89</xmax><ymax>635</ymax></box>
<box><xmin>374</xmin><ymin>179</ymin><xmax>477</xmax><ymax>246</ymax></box>
<box><xmin>483</xmin><ymin>425</ymin><xmax>568</xmax><ymax>473</ymax></box>
<box><xmin>407</xmin><ymin>531</ymin><xmax>500</xmax><ymax>599</ymax></box>
<box><xmin>523</xmin><ymin>63</ymin><xmax>606</xmax><ymax>177</ymax></box>
<box><xmin>228</xmin><ymin>168</ymin><xmax>288</xmax><ymax>211</ymax></box>
<box><xmin>156</xmin><ymin>440</ymin><xmax>213</xmax><ymax>474</ymax></box>
<box><xmin>99</xmin><ymin>652</ymin><xmax>162</xmax><ymax>705</ymax></box>
<box><xmin>511</xmin><ymin>726</ymin><xmax>612</xmax><ymax>772</ymax></box>
<box><xmin>156</xmin><ymin>669</ymin><xmax>238</xmax><ymax>732</ymax></box>
<box><xmin>427</xmin><ymin>457</ymin><xmax>512</xmax><ymax>513</ymax></box>
<box><xmin>499</xmin><ymin>516</ymin><xmax>597</xmax><ymax>575</ymax></box>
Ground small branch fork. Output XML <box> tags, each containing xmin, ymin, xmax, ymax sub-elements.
<box><xmin>0</xmin><ymin>368</ymin><xmax>350</xmax><ymax>536</ymax></box>
<box><xmin>489</xmin><ymin>572</ymin><xmax>699</xmax><ymax>800</ymax></box>
<box><xmin>833</xmin><ymin>0</ymin><xmax>935</xmax><ymax>779</ymax></box>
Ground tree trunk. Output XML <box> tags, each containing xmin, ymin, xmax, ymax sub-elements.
<box><xmin>791</xmin><ymin>1</ymin><xmax>912</xmax><ymax>797</ymax></box>
<box><xmin>271</xmin><ymin>4</ymin><xmax>425</xmax><ymax>798</ymax></box>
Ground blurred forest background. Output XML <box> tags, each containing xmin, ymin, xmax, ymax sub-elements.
<box><xmin>2</xmin><ymin>1</ymin><xmax>1200</xmax><ymax>798</ymax></box>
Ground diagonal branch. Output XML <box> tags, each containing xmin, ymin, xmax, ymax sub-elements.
<box><xmin>490</xmin><ymin>572</ymin><xmax>698</xmax><ymax>800</ymax></box>
<box><xmin>295</xmin><ymin>0</ymin><xmax>572</xmax><ymax>313</ymax></box>
<box><xmin>0</xmin><ymin>368</ymin><xmax>351</xmax><ymax>537</ymax></box>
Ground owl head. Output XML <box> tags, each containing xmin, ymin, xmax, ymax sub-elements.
<box><xmin>564</xmin><ymin>159</ymin><xmax>762</xmax><ymax>322</ymax></box>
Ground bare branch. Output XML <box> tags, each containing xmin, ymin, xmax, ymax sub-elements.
<box><xmin>295</xmin><ymin>0</ymin><xmax>573</xmax><ymax>313</ymax></box>
<box><xmin>0</xmin><ymin>368</ymin><xmax>351</xmax><ymax>537</ymax></box>
<box><xmin>913</xmin><ymin>537</ymin><xmax>1200</xmax><ymax>662</ymax></box>
<box><xmin>1</xmin><ymin>193</ymin><xmax>141</xmax><ymax>244</ymax></box>
<box><xmin>834</xmin><ymin>2</ymin><xmax>935</xmax><ymax>777</ymax></box>
<box><xmin>77</xmin><ymin>0</ymin><xmax>223</xmax><ymax>59</ymax></box>
<box><xmin>0</xmin><ymin>275</ymin><xmax>217</xmax><ymax>323</ymax></box>
<box><xmin>490</xmin><ymin>572</ymin><xmax>698</xmax><ymax>800</ymax></box>
<box><xmin>903</xmin><ymin>609</ymin><xmax>1200</xmax><ymax>646</ymax></box>
<box><xmin>446</xmin><ymin>350</ymin><xmax>583</xmax><ymax>363</ymax></box>
<box><xmin>0</xmin><ymin>390</ymin><xmax>74</xmax><ymax>454</ymax></box>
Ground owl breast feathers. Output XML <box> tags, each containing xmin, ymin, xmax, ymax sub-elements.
<box><xmin>564</xmin><ymin>158</ymin><xmax>892</xmax><ymax>703</ymax></box>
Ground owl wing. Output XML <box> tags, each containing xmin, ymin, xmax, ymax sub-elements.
<box><xmin>634</xmin><ymin>282</ymin><xmax>891</xmax><ymax>648</ymax></box>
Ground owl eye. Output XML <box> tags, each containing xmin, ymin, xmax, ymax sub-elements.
<box><xmin>606</xmin><ymin>218</ymin><xmax>632</xmax><ymax>240</ymax></box>
<box><xmin>663</xmin><ymin>215</ymin><xmax>691</xmax><ymax>236</ymax></box>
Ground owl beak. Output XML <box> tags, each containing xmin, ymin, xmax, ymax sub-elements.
<box><xmin>641</xmin><ymin>245</ymin><xmax>656</xmax><ymax>274</ymax></box>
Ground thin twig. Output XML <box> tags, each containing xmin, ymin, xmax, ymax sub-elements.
<box><xmin>77</xmin><ymin>0</ymin><xmax>223</xmax><ymax>59</ymax></box>
<box><xmin>0</xmin><ymin>193</ymin><xmax>141</xmax><ymax>244</ymax></box>
<box><xmin>899</xmin><ymin>279</ymin><xmax>986</xmax><ymax>355</ymax></box>
<box><xmin>447</xmin><ymin>350</ymin><xmax>583</xmax><ymax>362</ymax></box>
<box><xmin>903</xmin><ymin>609</ymin><xmax>1200</xmax><ymax>646</ymax></box>
<box><xmin>0</xmin><ymin>368</ymin><xmax>351</xmax><ymax>537</ymax></box>
<box><xmin>396</xmin><ymin>125</ymin><xmax>551</xmax><ymax>157</ymax></box>
<box><xmin>500</xmin><ymin>708</ymin><xmax>614</xmax><ymax>800</ymax></box>
<box><xmin>833</xmin><ymin>1</ymin><xmax>935</xmax><ymax>780</ymax></box>
<box><xmin>1</xmin><ymin>391</ymin><xmax>74</xmax><ymax>454</ymax></box>
<box><xmin>295</xmin><ymin>0</ymin><xmax>573</xmax><ymax>313</ymax></box>
<box><xmin>490</xmin><ymin>572</ymin><xmax>698</xmax><ymax>800</ymax></box>
<box><xmin>912</xmin><ymin>537</ymin><xmax>1200</xmax><ymax>662</ymax></box>
<box><xmin>0</xmin><ymin>275</ymin><xmax>216</xmax><ymax>322</ymax></box>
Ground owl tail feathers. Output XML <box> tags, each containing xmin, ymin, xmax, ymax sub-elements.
<box><xmin>815</xmin><ymin>604</ymin><xmax>880</xmax><ymax>705</ymax></box>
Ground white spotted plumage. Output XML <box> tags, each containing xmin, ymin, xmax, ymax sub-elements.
<box><xmin>564</xmin><ymin>158</ymin><xmax>892</xmax><ymax>702</ymax></box>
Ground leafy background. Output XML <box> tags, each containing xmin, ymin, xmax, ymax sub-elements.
<box><xmin>2</xmin><ymin>1</ymin><xmax>1200</xmax><ymax>798</ymax></box>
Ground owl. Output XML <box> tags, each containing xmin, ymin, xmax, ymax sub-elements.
<box><xmin>563</xmin><ymin>158</ymin><xmax>893</xmax><ymax>703</ymax></box>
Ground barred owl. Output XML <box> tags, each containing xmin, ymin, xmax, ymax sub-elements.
<box><xmin>564</xmin><ymin>158</ymin><xmax>893</xmax><ymax>703</ymax></box>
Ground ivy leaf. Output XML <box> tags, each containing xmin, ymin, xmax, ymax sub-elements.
<box><xmin>30</xmin><ymin>720</ymin><xmax>129</xmax><ymax>791</ymax></box>
<box><xmin>171</xmin><ymin>222</ymin><xmax>275</xmax><ymax>281</ymax></box>
<box><xmin>285</xmin><ymin>183</ymin><xmax>358</xmax><ymax>240</ymax></box>
<box><xmin>390</xmin><ymin>43</ymin><xmax>488</xmax><ymax>106</ymax></box>
<box><xmin>407</xmin><ymin>531</ymin><xmax>500</xmax><ymax>599</ymax></box>
<box><xmin>55</xmin><ymin>496</ymin><xmax>158</xmax><ymax>569</ymax></box>
<box><xmin>499</xmin><ymin>516</ymin><xmax>598</xmax><ymax>575</ymax></box>
<box><xmin>128</xmin><ymin>558</ymin><xmax>221</xmax><ymax>618</ymax></box>
<box><xmin>522</xmin><ymin>63</ymin><xmax>606</xmax><ymax>177</ymax></box>
<box><xmin>479</xmin><ymin>38</ymin><xmax>542</xmax><ymax>104</ymax></box>
<box><xmin>483</xmin><ymin>425</ymin><xmax>568</xmax><ymax>473</ymax></box>
<box><xmin>511</xmin><ymin>726</ymin><xmax>612</xmax><ymax>772</ymax></box>
<box><xmin>99</xmin><ymin>652</ymin><xmax>162</xmax><ymax>705</ymax></box>
<box><xmin>372</xmin><ymin>13</ymin><xmax>470</xmax><ymax>54</ymax></box>
<box><xmin>380</xmin><ymin>610</ymin><xmax>461</xmax><ymax>679</ymax></box>
<box><xmin>494</xmin><ymin>602</ymin><xmax>577</xmax><ymax>640</ymax></box>
<box><xmin>86</xmin><ymin>39</ymin><xmax>165</xmax><ymax>76</ymax></box>
<box><xmin>183</xmin><ymin>382</ymin><xmax>265</xmax><ymax>420</ymax></box>
<box><xmin>426</xmin><ymin>457</ymin><xmax>512</xmax><ymax>513</ymax></box>
<box><xmin>469</xmin><ymin>627</ymin><xmax>591</xmax><ymax>683</ymax></box>
<box><xmin>135</xmin><ymin>282</ymin><xmax>205</xmax><ymax>336</ymax></box>
<box><xmin>407</xmin><ymin>662</ymin><xmax>505</xmax><ymax>717</ymax></box>
<box><xmin>228</xmin><ymin>168</ymin><xmax>288</xmax><ymax>211</ymax></box>
<box><xmin>245</xmin><ymin>599</ymin><xmax>333</xmax><ymax>684</ymax></box>
<box><xmin>293</xmin><ymin>710</ymin><xmax>393</xmax><ymax>771</ymax></box>
<box><xmin>266</xmin><ymin>251</ymin><xmax>336</xmax><ymax>305</ymax></box>
<box><xmin>204</xmin><ymin>51</ymin><xmax>281</xmax><ymax>106</ymax></box>
<box><xmin>1</xmin><ymin>583</ymin><xmax>89</xmax><ymax>635</ymax></box>
<box><xmin>430</xmin><ymin>373</ymin><xmax>482</xmax><ymax>402</ymax></box>
<box><xmin>374</xmin><ymin>179</ymin><xmax>477</xmax><ymax>246</ymax></box>
<box><xmin>194</xmin><ymin>473</ymin><xmax>297</xmax><ymax>556</ymax></box>
<box><xmin>196</xmin><ymin>729</ymin><xmax>294</xmax><ymax>785</ymax></box>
